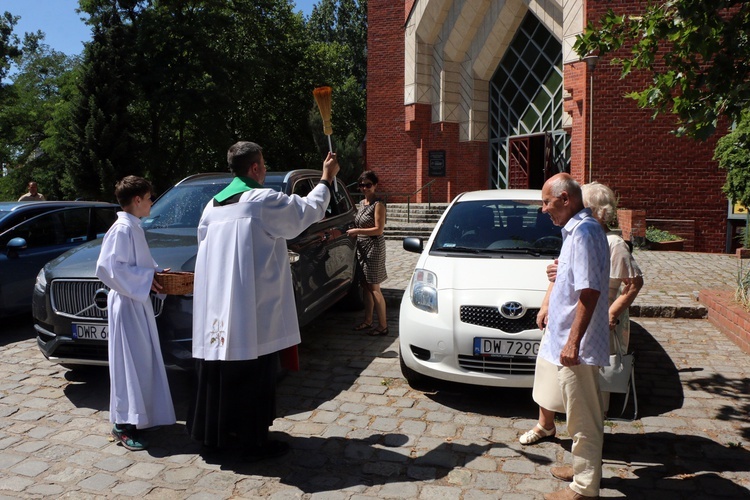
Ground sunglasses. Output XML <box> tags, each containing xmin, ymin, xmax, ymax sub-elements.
<box><xmin>358</xmin><ymin>183</ymin><xmax>373</xmax><ymax>189</ymax></box>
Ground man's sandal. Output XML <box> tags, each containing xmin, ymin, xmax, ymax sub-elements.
<box><xmin>353</xmin><ymin>322</ymin><xmax>373</xmax><ymax>331</ymax></box>
<box><xmin>519</xmin><ymin>424</ymin><xmax>556</xmax><ymax>445</ymax></box>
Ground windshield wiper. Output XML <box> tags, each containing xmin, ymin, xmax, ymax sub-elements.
<box><xmin>482</xmin><ymin>247</ymin><xmax>542</xmax><ymax>257</ymax></box>
<box><xmin>434</xmin><ymin>245</ymin><xmax>482</xmax><ymax>254</ymax></box>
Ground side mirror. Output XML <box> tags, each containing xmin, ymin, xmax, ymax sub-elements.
<box><xmin>403</xmin><ymin>237</ymin><xmax>423</xmax><ymax>254</ymax></box>
<box><xmin>6</xmin><ymin>237</ymin><xmax>28</xmax><ymax>258</ymax></box>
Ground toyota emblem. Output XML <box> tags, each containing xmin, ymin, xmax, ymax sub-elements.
<box><xmin>93</xmin><ymin>289</ymin><xmax>110</xmax><ymax>311</ymax></box>
<box><xmin>499</xmin><ymin>301</ymin><xmax>525</xmax><ymax>319</ymax></box>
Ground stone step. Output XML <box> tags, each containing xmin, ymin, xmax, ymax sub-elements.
<box><xmin>387</xmin><ymin>203</ymin><xmax>448</xmax><ymax>224</ymax></box>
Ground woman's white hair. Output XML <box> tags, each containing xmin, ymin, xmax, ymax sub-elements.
<box><xmin>582</xmin><ymin>181</ymin><xmax>617</xmax><ymax>225</ymax></box>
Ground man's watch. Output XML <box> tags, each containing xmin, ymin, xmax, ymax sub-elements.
<box><xmin>318</xmin><ymin>179</ymin><xmax>332</xmax><ymax>189</ymax></box>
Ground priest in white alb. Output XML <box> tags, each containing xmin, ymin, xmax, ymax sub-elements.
<box><xmin>189</xmin><ymin>141</ymin><xmax>339</xmax><ymax>461</ymax></box>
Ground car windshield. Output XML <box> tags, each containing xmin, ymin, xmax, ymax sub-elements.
<box><xmin>430</xmin><ymin>199</ymin><xmax>563</xmax><ymax>254</ymax></box>
<box><xmin>141</xmin><ymin>179</ymin><xmax>285</xmax><ymax>230</ymax></box>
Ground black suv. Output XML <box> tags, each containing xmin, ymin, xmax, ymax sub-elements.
<box><xmin>33</xmin><ymin>171</ymin><xmax>361</xmax><ymax>368</ymax></box>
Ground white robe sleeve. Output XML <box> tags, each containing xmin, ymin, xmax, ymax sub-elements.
<box><xmin>95</xmin><ymin>224</ymin><xmax>155</xmax><ymax>303</ymax></box>
<box><xmin>253</xmin><ymin>184</ymin><xmax>331</xmax><ymax>240</ymax></box>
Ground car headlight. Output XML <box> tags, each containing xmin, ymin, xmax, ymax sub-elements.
<box><xmin>410</xmin><ymin>268</ymin><xmax>438</xmax><ymax>313</ymax></box>
<box><xmin>34</xmin><ymin>268</ymin><xmax>48</xmax><ymax>294</ymax></box>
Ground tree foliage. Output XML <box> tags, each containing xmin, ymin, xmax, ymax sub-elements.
<box><xmin>574</xmin><ymin>0</ymin><xmax>750</xmax><ymax>140</ymax></box>
<box><xmin>716</xmin><ymin>111</ymin><xmax>750</xmax><ymax>207</ymax></box>
<box><xmin>1</xmin><ymin>0</ymin><xmax>368</xmax><ymax>200</ymax></box>
<box><xmin>306</xmin><ymin>0</ymin><xmax>367</xmax><ymax>184</ymax></box>
<box><xmin>0</xmin><ymin>33</ymin><xmax>74</xmax><ymax>201</ymax></box>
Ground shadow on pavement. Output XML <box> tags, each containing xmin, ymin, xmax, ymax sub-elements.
<box><xmin>0</xmin><ymin>313</ymin><xmax>36</xmax><ymax>347</ymax></box>
<box><xmin>194</xmin><ymin>432</ymin><xmax>552</xmax><ymax>494</ymax></box>
<box><xmin>602</xmin><ymin>431</ymin><xmax>750</xmax><ymax>498</ymax></box>
<box><xmin>626</xmin><ymin>320</ymin><xmax>684</xmax><ymax>418</ymax></box>
<box><xmin>686</xmin><ymin>374</ymin><xmax>750</xmax><ymax>441</ymax></box>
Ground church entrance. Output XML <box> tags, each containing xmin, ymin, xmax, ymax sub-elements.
<box><xmin>489</xmin><ymin>11</ymin><xmax>569</xmax><ymax>190</ymax></box>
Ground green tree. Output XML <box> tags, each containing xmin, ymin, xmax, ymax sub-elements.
<box><xmin>62</xmin><ymin>3</ymin><xmax>136</xmax><ymax>201</ymax></box>
<box><xmin>0</xmin><ymin>12</ymin><xmax>22</xmax><ymax>85</ymax></box>
<box><xmin>69</xmin><ymin>0</ymin><xmax>317</xmax><ymax>195</ymax></box>
<box><xmin>0</xmin><ymin>34</ymin><xmax>74</xmax><ymax>201</ymax></box>
<box><xmin>716</xmin><ymin>111</ymin><xmax>750</xmax><ymax>209</ymax></box>
<box><xmin>306</xmin><ymin>0</ymin><xmax>367</xmax><ymax>184</ymax></box>
<box><xmin>574</xmin><ymin>0</ymin><xmax>750</xmax><ymax>140</ymax></box>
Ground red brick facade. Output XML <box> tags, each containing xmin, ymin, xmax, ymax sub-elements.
<box><xmin>366</xmin><ymin>1</ymin><xmax>729</xmax><ymax>252</ymax></box>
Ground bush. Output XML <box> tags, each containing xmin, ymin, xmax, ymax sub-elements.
<box><xmin>645</xmin><ymin>226</ymin><xmax>681</xmax><ymax>242</ymax></box>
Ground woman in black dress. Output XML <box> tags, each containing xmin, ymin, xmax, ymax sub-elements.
<box><xmin>347</xmin><ymin>171</ymin><xmax>389</xmax><ymax>335</ymax></box>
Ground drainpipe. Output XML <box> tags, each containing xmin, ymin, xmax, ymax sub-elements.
<box><xmin>583</xmin><ymin>54</ymin><xmax>599</xmax><ymax>184</ymax></box>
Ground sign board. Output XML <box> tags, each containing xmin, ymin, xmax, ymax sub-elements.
<box><xmin>728</xmin><ymin>200</ymin><xmax>749</xmax><ymax>220</ymax></box>
<box><xmin>428</xmin><ymin>150</ymin><xmax>446</xmax><ymax>177</ymax></box>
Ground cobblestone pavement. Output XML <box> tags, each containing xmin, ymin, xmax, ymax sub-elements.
<box><xmin>0</xmin><ymin>246</ymin><xmax>748</xmax><ymax>498</ymax></box>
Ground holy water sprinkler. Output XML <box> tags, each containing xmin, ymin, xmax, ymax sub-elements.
<box><xmin>313</xmin><ymin>86</ymin><xmax>337</xmax><ymax>191</ymax></box>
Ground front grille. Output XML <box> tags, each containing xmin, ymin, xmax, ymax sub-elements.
<box><xmin>460</xmin><ymin>305</ymin><xmax>539</xmax><ymax>333</ymax></box>
<box><xmin>457</xmin><ymin>354</ymin><xmax>536</xmax><ymax>375</ymax></box>
<box><xmin>51</xmin><ymin>279</ymin><xmax>164</xmax><ymax>319</ymax></box>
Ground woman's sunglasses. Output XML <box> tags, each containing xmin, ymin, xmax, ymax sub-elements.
<box><xmin>358</xmin><ymin>182</ymin><xmax>373</xmax><ymax>189</ymax></box>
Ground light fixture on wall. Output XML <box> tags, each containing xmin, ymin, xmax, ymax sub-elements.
<box><xmin>583</xmin><ymin>54</ymin><xmax>599</xmax><ymax>184</ymax></box>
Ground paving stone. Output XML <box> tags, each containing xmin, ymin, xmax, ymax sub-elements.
<box><xmin>0</xmin><ymin>475</ymin><xmax>34</xmax><ymax>492</ymax></box>
<box><xmin>111</xmin><ymin>480</ymin><xmax>153</xmax><ymax>496</ymax></box>
<box><xmin>10</xmin><ymin>459</ymin><xmax>50</xmax><ymax>477</ymax></box>
<box><xmin>125</xmin><ymin>461</ymin><xmax>166</xmax><ymax>479</ymax></box>
<box><xmin>26</xmin><ymin>483</ymin><xmax>65</xmax><ymax>496</ymax></box>
<box><xmin>77</xmin><ymin>472</ymin><xmax>118</xmax><ymax>491</ymax></box>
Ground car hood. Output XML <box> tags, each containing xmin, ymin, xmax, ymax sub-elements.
<box><xmin>418</xmin><ymin>253</ymin><xmax>554</xmax><ymax>292</ymax></box>
<box><xmin>44</xmin><ymin>228</ymin><xmax>199</xmax><ymax>279</ymax></box>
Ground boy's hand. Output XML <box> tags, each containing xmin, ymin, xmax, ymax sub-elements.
<box><xmin>151</xmin><ymin>278</ymin><xmax>163</xmax><ymax>293</ymax></box>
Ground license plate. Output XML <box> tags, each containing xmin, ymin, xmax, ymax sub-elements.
<box><xmin>71</xmin><ymin>323</ymin><xmax>108</xmax><ymax>341</ymax></box>
<box><xmin>473</xmin><ymin>338</ymin><xmax>539</xmax><ymax>357</ymax></box>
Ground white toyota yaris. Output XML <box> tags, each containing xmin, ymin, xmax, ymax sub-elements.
<box><xmin>399</xmin><ymin>189</ymin><xmax>562</xmax><ymax>388</ymax></box>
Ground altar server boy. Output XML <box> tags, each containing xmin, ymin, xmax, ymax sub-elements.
<box><xmin>96</xmin><ymin>175</ymin><xmax>175</xmax><ymax>451</ymax></box>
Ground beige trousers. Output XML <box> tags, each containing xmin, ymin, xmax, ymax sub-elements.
<box><xmin>559</xmin><ymin>364</ymin><xmax>604</xmax><ymax>497</ymax></box>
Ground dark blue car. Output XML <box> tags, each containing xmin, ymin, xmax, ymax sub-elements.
<box><xmin>0</xmin><ymin>201</ymin><xmax>120</xmax><ymax>317</ymax></box>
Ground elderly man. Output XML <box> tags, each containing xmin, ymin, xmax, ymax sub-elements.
<box><xmin>537</xmin><ymin>173</ymin><xmax>610</xmax><ymax>500</ymax></box>
<box><xmin>18</xmin><ymin>181</ymin><xmax>45</xmax><ymax>201</ymax></box>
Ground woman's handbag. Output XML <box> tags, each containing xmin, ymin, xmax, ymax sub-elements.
<box><xmin>599</xmin><ymin>329</ymin><xmax>638</xmax><ymax>419</ymax></box>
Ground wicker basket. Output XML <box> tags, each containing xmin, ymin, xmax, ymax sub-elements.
<box><xmin>154</xmin><ymin>271</ymin><xmax>194</xmax><ymax>295</ymax></box>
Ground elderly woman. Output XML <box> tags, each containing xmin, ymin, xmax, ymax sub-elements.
<box><xmin>520</xmin><ymin>181</ymin><xmax>644</xmax><ymax>445</ymax></box>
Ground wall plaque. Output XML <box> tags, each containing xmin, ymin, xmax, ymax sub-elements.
<box><xmin>428</xmin><ymin>150</ymin><xmax>446</xmax><ymax>177</ymax></box>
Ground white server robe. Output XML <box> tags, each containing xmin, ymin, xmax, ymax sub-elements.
<box><xmin>95</xmin><ymin>212</ymin><xmax>176</xmax><ymax>428</ymax></box>
<box><xmin>192</xmin><ymin>184</ymin><xmax>330</xmax><ymax>361</ymax></box>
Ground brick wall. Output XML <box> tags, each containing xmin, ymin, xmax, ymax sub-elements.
<box><xmin>366</xmin><ymin>1</ymin><xmax>418</xmax><ymax>201</ymax></box>
<box><xmin>367</xmin><ymin>0</ymin><xmax>730</xmax><ymax>251</ymax></box>
<box><xmin>584</xmin><ymin>0</ymin><xmax>727</xmax><ymax>253</ymax></box>
<box><xmin>700</xmin><ymin>289</ymin><xmax>750</xmax><ymax>355</ymax></box>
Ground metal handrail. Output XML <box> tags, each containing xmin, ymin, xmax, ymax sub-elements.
<box><xmin>348</xmin><ymin>179</ymin><xmax>439</xmax><ymax>223</ymax></box>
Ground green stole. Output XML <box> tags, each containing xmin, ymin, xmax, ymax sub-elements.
<box><xmin>213</xmin><ymin>176</ymin><xmax>263</xmax><ymax>203</ymax></box>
